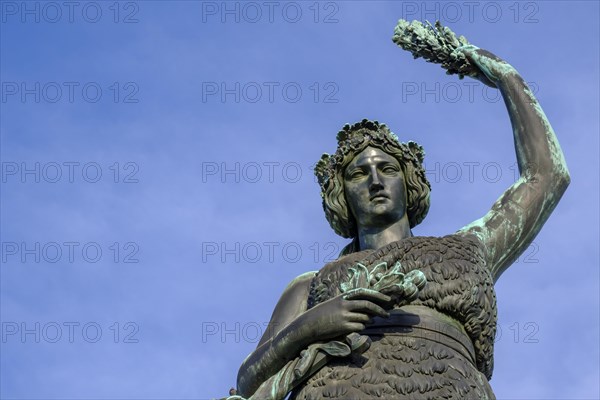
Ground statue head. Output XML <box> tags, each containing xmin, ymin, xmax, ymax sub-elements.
<box><xmin>315</xmin><ymin>119</ymin><xmax>431</xmax><ymax>241</ymax></box>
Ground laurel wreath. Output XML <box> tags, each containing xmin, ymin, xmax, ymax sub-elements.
<box><xmin>392</xmin><ymin>19</ymin><xmax>478</xmax><ymax>79</ymax></box>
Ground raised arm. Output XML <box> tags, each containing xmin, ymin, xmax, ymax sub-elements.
<box><xmin>457</xmin><ymin>47</ymin><xmax>570</xmax><ymax>282</ymax></box>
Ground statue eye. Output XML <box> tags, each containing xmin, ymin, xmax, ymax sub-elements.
<box><xmin>382</xmin><ymin>165</ymin><xmax>400</xmax><ymax>174</ymax></box>
<box><xmin>346</xmin><ymin>168</ymin><xmax>366</xmax><ymax>180</ymax></box>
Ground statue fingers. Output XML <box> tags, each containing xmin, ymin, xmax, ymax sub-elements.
<box><xmin>343</xmin><ymin>321</ymin><xmax>368</xmax><ymax>333</ymax></box>
<box><xmin>343</xmin><ymin>287</ymin><xmax>391</xmax><ymax>304</ymax></box>
<box><xmin>349</xmin><ymin>300</ymin><xmax>390</xmax><ymax>318</ymax></box>
<box><xmin>346</xmin><ymin>311</ymin><xmax>371</xmax><ymax>323</ymax></box>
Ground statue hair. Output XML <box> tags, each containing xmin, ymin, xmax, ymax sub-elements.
<box><xmin>315</xmin><ymin>119</ymin><xmax>431</xmax><ymax>246</ymax></box>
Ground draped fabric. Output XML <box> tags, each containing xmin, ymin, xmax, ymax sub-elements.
<box><xmin>291</xmin><ymin>234</ymin><xmax>497</xmax><ymax>400</ymax></box>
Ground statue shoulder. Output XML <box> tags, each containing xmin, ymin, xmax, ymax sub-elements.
<box><xmin>281</xmin><ymin>271</ymin><xmax>317</xmax><ymax>301</ymax></box>
<box><xmin>289</xmin><ymin>270</ymin><xmax>317</xmax><ymax>285</ymax></box>
<box><xmin>257</xmin><ymin>271</ymin><xmax>316</xmax><ymax>348</ymax></box>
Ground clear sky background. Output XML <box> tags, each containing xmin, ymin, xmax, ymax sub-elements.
<box><xmin>1</xmin><ymin>1</ymin><xmax>598</xmax><ymax>399</ymax></box>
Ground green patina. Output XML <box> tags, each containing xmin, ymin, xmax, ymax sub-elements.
<box><xmin>231</xmin><ymin>20</ymin><xmax>570</xmax><ymax>400</ymax></box>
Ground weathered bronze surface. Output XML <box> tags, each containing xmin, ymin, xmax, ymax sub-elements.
<box><xmin>232</xmin><ymin>20</ymin><xmax>570</xmax><ymax>400</ymax></box>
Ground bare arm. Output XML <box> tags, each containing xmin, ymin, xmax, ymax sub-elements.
<box><xmin>458</xmin><ymin>47</ymin><xmax>570</xmax><ymax>281</ymax></box>
<box><xmin>236</xmin><ymin>272</ymin><xmax>390</xmax><ymax>397</ymax></box>
<box><xmin>236</xmin><ymin>272</ymin><xmax>314</xmax><ymax>397</ymax></box>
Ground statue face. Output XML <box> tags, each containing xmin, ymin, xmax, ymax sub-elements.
<box><xmin>343</xmin><ymin>146</ymin><xmax>407</xmax><ymax>229</ymax></box>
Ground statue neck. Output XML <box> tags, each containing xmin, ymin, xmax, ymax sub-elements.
<box><xmin>357</xmin><ymin>217</ymin><xmax>412</xmax><ymax>251</ymax></box>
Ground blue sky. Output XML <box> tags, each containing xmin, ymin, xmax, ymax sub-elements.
<box><xmin>1</xmin><ymin>1</ymin><xmax>598</xmax><ymax>399</ymax></box>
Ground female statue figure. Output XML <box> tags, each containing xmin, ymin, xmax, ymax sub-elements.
<box><xmin>234</xmin><ymin>22</ymin><xmax>570</xmax><ymax>400</ymax></box>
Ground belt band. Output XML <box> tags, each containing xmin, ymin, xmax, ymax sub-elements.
<box><xmin>361</xmin><ymin>305</ymin><xmax>476</xmax><ymax>365</ymax></box>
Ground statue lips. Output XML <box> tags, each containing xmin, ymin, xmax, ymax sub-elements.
<box><xmin>369</xmin><ymin>193</ymin><xmax>390</xmax><ymax>202</ymax></box>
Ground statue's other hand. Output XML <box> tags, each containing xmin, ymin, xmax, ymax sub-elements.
<box><xmin>297</xmin><ymin>288</ymin><xmax>391</xmax><ymax>343</ymax></box>
<box><xmin>458</xmin><ymin>45</ymin><xmax>516</xmax><ymax>88</ymax></box>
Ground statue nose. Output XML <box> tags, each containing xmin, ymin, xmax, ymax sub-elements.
<box><xmin>369</xmin><ymin>172</ymin><xmax>384</xmax><ymax>191</ymax></box>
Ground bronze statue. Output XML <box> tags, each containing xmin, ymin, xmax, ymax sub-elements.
<box><xmin>233</xmin><ymin>20</ymin><xmax>570</xmax><ymax>399</ymax></box>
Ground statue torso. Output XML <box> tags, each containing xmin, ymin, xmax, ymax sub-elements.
<box><xmin>292</xmin><ymin>233</ymin><xmax>497</xmax><ymax>400</ymax></box>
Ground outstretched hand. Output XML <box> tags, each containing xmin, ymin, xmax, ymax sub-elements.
<box><xmin>458</xmin><ymin>45</ymin><xmax>516</xmax><ymax>88</ymax></box>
